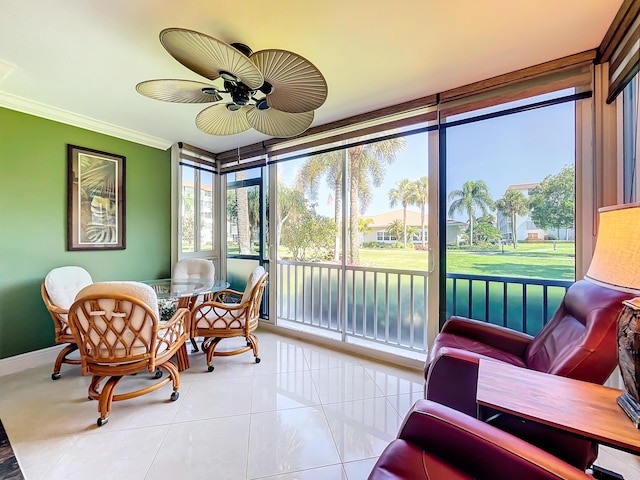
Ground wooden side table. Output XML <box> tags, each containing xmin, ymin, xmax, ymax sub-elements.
<box><xmin>476</xmin><ymin>359</ymin><xmax>640</xmax><ymax>455</ymax></box>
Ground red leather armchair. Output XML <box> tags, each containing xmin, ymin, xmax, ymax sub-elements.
<box><xmin>368</xmin><ymin>400</ymin><xmax>592</xmax><ymax>480</ymax></box>
<box><xmin>424</xmin><ymin>278</ymin><xmax>634</xmax><ymax>470</ymax></box>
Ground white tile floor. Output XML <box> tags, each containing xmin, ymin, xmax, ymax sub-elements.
<box><xmin>0</xmin><ymin>329</ymin><xmax>638</xmax><ymax>480</ymax></box>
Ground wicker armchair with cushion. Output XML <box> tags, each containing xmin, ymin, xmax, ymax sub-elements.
<box><xmin>68</xmin><ymin>281</ymin><xmax>189</xmax><ymax>426</ymax></box>
<box><xmin>191</xmin><ymin>266</ymin><xmax>268</xmax><ymax>372</ymax></box>
<box><xmin>41</xmin><ymin>266</ymin><xmax>93</xmax><ymax>380</ymax></box>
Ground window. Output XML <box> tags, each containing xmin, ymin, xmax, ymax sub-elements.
<box><xmin>444</xmin><ymin>95</ymin><xmax>577</xmax><ymax>280</ymax></box>
<box><xmin>226</xmin><ymin>168</ymin><xmax>263</xmax><ymax>257</ymax></box>
<box><xmin>180</xmin><ymin>162</ymin><xmax>214</xmax><ymax>253</ymax></box>
<box><xmin>376</xmin><ymin>232</ymin><xmax>398</xmax><ymax>242</ymax></box>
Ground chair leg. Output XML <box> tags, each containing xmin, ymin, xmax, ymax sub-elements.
<box><xmin>247</xmin><ymin>334</ymin><xmax>260</xmax><ymax>363</ymax></box>
<box><xmin>88</xmin><ymin>375</ymin><xmax>104</xmax><ymax>400</ymax></box>
<box><xmin>190</xmin><ymin>337</ymin><xmax>199</xmax><ymax>353</ymax></box>
<box><xmin>52</xmin><ymin>343</ymin><xmax>79</xmax><ymax>380</ymax></box>
<box><xmin>97</xmin><ymin>376</ymin><xmax>123</xmax><ymax>427</ymax></box>
<box><xmin>162</xmin><ymin>360</ymin><xmax>181</xmax><ymax>401</ymax></box>
<box><xmin>205</xmin><ymin>338</ymin><xmax>223</xmax><ymax>372</ymax></box>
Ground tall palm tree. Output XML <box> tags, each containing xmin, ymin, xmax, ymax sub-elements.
<box><xmin>388</xmin><ymin>179</ymin><xmax>416</xmax><ymax>245</ymax></box>
<box><xmin>496</xmin><ymin>189</ymin><xmax>529</xmax><ymax>248</ymax></box>
<box><xmin>298</xmin><ymin>138</ymin><xmax>405</xmax><ymax>264</ymax></box>
<box><xmin>296</xmin><ymin>151</ymin><xmax>343</xmax><ymax>261</ymax></box>
<box><xmin>235</xmin><ymin>170</ymin><xmax>251</xmax><ymax>254</ymax></box>
<box><xmin>412</xmin><ymin>176</ymin><xmax>429</xmax><ymax>246</ymax></box>
<box><xmin>447</xmin><ymin>180</ymin><xmax>494</xmax><ymax>246</ymax></box>
<box><xmin>347</xmin><ymin>138</ymin><xmax>405</xmax><ymax>263</ymax></box>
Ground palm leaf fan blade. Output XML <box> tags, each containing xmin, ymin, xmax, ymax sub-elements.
<box><xmin>250</xmin><ymin>50</ymin><xmax>327</xmax><ymax>113</ymax></box>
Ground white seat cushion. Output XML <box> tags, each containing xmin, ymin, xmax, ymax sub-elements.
<box><xmin>173</xmin><ymin>258</ymin><xmax>215</xmax><ymax>280</ymax></box>
<box><xmin>240</xmin><ymin>266</ymin><xmax>266</xmax><ymax>305</ymax></box>
<box><xmin>75</xmin><ymin>281</ymin><xmax>159</xmax><ymax>319</ymax></box>
<box><xmin>73</xmin><ymin>282</ymin><xmax>161</xmax><ymax>359</ymax></box>
<box><xmin>45</xmin><ymin>266</ymin><xmax>93</xmax><ymax>309</ymax></box>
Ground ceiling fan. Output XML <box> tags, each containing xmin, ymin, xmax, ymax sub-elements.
<box><xmin>136</xmin><ymin>28</ymin><xmax>328</xmax><ymax>138</ymax></box>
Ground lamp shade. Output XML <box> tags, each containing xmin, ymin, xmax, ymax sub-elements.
<box><xmin>585</xmin><ymin>203</ymin><xmax>640</xmax><ymax>293</ymax></box>
<box><xmin>588</xmin><ymin>204</ymin><xmax>640</xmax><ymax>427</ymax></box>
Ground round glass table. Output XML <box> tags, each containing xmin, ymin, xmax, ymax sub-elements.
<box><xmin>143</xmin><ymin>278</ymin><xmax>229</xmax><ymax>303</ymax></box>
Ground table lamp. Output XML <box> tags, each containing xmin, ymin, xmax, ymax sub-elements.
<box><xmin>585</xmin><ymin>203</ymin><xmax>640</xmax><ymax>427</ymax></box>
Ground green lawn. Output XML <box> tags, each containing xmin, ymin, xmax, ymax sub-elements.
<box><xmin>359</xmin><ymin>242</ymin><xmax>575</xmax><ymax>280</ymax></box>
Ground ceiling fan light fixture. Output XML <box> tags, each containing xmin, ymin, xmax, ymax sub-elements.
<box><xmin>226</xmin><ymin>103</ymin><xmax>242</xmax><ymax>112</ymax></box>
<box><xmin>219</xmin><ymin>71</ymin><xmax>240</xmax><ymax>83</ymax></box>
<box><xmin>256</xmin><ymin>99</ymin><xmax>269</xmax><ymax>110</ymax></box>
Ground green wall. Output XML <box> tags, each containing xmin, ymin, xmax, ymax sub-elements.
<box><xmin>0</xmin><ymin>107</ymin><xmax>172</xmax><ymax>359</ymax></box>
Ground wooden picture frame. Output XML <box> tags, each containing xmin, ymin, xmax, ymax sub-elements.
<box><xmin>67</xmin><ymin>144</ymin><xmax>126</xmax><ymax>250</ymax></box>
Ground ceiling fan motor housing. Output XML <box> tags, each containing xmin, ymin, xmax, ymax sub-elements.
<box><xmin>225</xmin><ymin>80</ymin><xmax>252</xmax><ymax>106</ymax></box>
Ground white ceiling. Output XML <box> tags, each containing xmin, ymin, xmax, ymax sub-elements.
<box><xmin>0</xmin><ymin>0</ymin><xmax>622</xmax><ymax>154</ymax></box>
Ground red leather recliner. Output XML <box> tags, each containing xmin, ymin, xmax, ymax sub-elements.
<box><xmin>424</xmin><ymin>278</ymin><xmax>634</xmax><ymax>470</ymax></box>
<box><xmin>368</xmin><ymin>400</ymin><xmax>592</xmax><ymax>480</ymax></box>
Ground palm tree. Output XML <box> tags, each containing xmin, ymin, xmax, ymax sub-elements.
<box><xmin>298</xmin><ymin>138</ymin><xmax>405</xmax><ymax>264</ymax></box>
<box><xmin>447</xmin><ymin>180</ymin><xmax>494</xmax><ymax>246</ymax></box>
<box><xmin>296</xmin><ymin>150</ymin><xmax>343</xmax><ymax>261</ymax></box>
<box><xmin>235</xmin><ymin>170</ymin><xmax>251</xmax><ymax>254</ymax></box>
<box><xmin>496</xmin><ymin>189</ymin><xmax>529</xmax><ymax>248</ymax></box>
<box><xmin>388</xmin><ymin>179</ymin><xmax>416</xmax><ymax>245</ymax></box>
<box><xmin>347</xmin><ymin>138</ymin><xmax>405</xmax><ymax>263</ymax></box>
<box><xmin>386</xmin><ymin>219</ymin><xmax>404</xmax><ymax>242</ymax></box>
<box><xmin>412</xmin><ymin>176</ymin><xmax>429</xmax><ymax>246</ymax></box>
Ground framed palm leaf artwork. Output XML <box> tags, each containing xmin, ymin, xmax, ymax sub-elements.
<box><xmin>67</xmin><ymin>145</ymin><xmax>126</xmax><ymax>250</ymax></box>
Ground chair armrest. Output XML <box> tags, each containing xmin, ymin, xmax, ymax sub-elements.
<box><xmin>48</xmin><ymin>305</ymin><xmax>68</xmax><ymax>315</ymax></box>
<box><xmin>193</xmin><ymin>299</ymin><xmax>250</xmax><ymax>314</ymax></box>
<box><xmin>159</xmin><ymin>306</ymin><xmax>189</xmax><ymax>325</ymax></box>
<box><xmin>211</xmin><ymin>289</ymin><xmax>243</xmax><ymax>304</ymax></box>
<box><xmin>395</xmin><ymin>400</ymin><xmax>591</xmax><ymax>480</ymax></box>
<box><xmin>156</xmin><ymin>307</ymin><xmax>189</xmax><ymax>348</ymax></box>
<box><xmin>424</xmin><ymin>347</ymin><xmax>485</xmax><ymax>416</ymax></box>
<box><xmin>442</xmin><ymin>316</ymin><xmax>534</xmax><ymax>357</ymax></box>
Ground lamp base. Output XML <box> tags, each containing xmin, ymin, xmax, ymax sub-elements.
<box><xmin>617</xmin><ymin>391</ymin><xmax>640</xmax><ymax>428</ymax></box>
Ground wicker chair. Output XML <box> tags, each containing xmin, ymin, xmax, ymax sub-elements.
<box><xmin>41</xmin><ymin>266</ymin><xmax>93</xmax><ymax>380</ymax></box>
<box><xmin>191</xmin><ymin>266</ymin><xmax>268</xmax><ymax>372</ymax></box>
<box><xmin>68</xmin><ymin>281</ymin><xmax>189</xmax><ymax>426</ymax></box>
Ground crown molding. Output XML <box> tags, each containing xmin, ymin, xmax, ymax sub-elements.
<box><xmin>0</xmin><ymin>92</ymin><xmax>172</xmax><ymax>150</ymax></box>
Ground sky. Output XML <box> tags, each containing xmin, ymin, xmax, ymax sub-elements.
<box><xmin>279</xmin><ymin>97</ymin><xmax>575</xmax><ymax>221</ymax></box>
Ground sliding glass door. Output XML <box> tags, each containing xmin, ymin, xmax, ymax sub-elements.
<box><xmin>270</xmin><ymin>126</ymin><xmax>435</xmax><ymax>354</ymax></box>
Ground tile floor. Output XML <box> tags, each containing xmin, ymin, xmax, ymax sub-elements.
<box><xmin>0</xmin><ymin>329</ymin><xmax>638</xmax><ymax>480</ymax></box>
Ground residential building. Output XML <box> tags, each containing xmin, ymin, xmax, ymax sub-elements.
<box><xmin>497</xmin><ymin>183</ymin><xmax>576</xmax><ymax>242</ymax></box>
<box><xmin>361</xmin><ymin>210</ymin><xmax>466</xmax><ymax>245</ymax></box>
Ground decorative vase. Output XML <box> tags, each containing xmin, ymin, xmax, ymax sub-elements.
<box><xmin>617</xmin><ymin>297</ymin><xmax>640</xmax><ymax>428</ymax></box>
